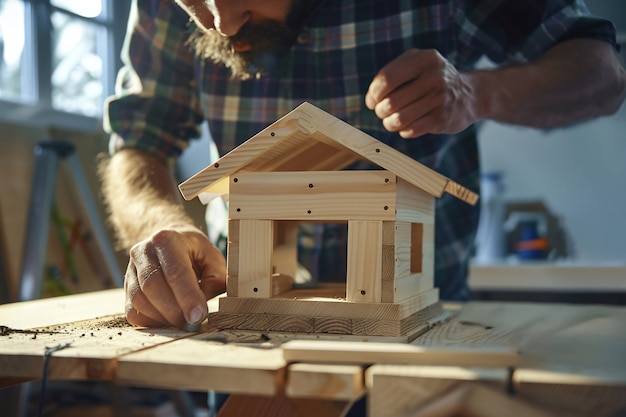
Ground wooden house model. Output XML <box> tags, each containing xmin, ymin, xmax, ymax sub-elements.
<box><xmin>179</xmin><ymin>102</ymin><xmax>477</xmax><ymax>339</ymax></box>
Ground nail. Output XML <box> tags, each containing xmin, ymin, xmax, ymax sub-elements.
<box><xmin>188</xmin><ymin>305</ymin><xmax>204</xmax><ymax>324</ymax></box>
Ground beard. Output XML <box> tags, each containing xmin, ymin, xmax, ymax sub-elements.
<box><xmin>187</xmin><ymin>20</ymin><xmax>299</xmax><ymax>80</ymax></box>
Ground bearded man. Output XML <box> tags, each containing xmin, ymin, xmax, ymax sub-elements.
<box><xmin>101</xmin><ymin>0</ymin><xmax>625</xmax><ymax>331</ymax></box>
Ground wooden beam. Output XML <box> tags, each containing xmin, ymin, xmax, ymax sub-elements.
<box><xmin>346</xmin><ymin>220</ymin><xmax>382</xmax><ymax>303</ymax></box>
<box><xmin>229</xmin><ymin>171</ymin><xmax>397</xmax><ymax>221</ymax></box>
<box><xmin>366</xmin><ymin>365</ymin><xmax>510</xmax><ymax>417</ymax></box>
<box><xmin>226</xmin><ymin>219</ymin><xmax>240</xmax><ymax>297</ymax></box>
<box><xmin>238</xmin><ymin>219</ymin><xmax>273</xmax><ymax>298</ymax></box>
<box><xmin>286</xmin><ymin>363</ymin><xmax>364</xmax><ymax>400</ymax></box>
<box><xmin>282</xmin><ymin>339</ymin><xmax>519</xmax><ymax>367</ymax></box>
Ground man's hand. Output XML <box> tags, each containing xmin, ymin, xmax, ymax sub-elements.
<box><xmin>99</xmin><ymin>148</ymin><xmax>227</xmax><ymax>330</ymax></box>
<box><xmin>367</xmin><ymin>40</ymin><xmax>625</xmax><ymax>135</ymax></box>
<box><xmin>365</xmin><ymin>48</ymin><xmax>479</xmax><ymax>139</ymax></box>
<box><xmin>124</xmin><ymin>227</ymin><xmax>226</xmax><ymax>329</ymax></box>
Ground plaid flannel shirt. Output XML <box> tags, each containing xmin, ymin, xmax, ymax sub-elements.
<box><xmin>105</xmin><ymin>0</ymin><xmax>617</xmax><ymax>300</ymax></box>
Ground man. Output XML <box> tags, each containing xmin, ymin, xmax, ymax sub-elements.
<box><xmin>101</xmin><ymin>0</ymin><xmax>625</xmax><ymax>331</ymax></box>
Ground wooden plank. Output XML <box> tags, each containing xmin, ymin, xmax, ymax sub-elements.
<box><xmin>0</xmin><ymin>314</ymin><xmax>193</xmax><ymax>382</ymax></box>
<box><xmin>397</xmin><ymin>287</ymin><xmax>439</xmax><ymax>318</ymax></box>
<box><xmin>408</xmin><ymin>383</ymin><xmax>556</xmax><ymax>417</ymax></box>
<box><xmin>218</xmin><ymin>286</ymin><xmax>439</xmax><ymax>322</ymax></box>
<box><xmin>346</xmin><ymin>220</ymin><xmax>382</xmax><ymax>303</ymax></box>
<box><xmin>282</xmin><ymin>340</ymin><xmax>519</xmax><ymax>367</ymax></box>
<box><xmin>366</xmin><ymin>365</ymin><xmax>509</xmax><ymax>417</ymax></box>
<box><xmin>211</xmin><ymin>302</ymin><xmax>443</xmax><ymax>338</ymax></box>
<box><xmin>238</xmin><ymin>219</ymin><xmax>273</xmax><ymax>298</ymax></box>
<box><xmin>395</xmin><ymin>178</ymin><xmax>435</xmax><ymax>223</ymax></box>
<box><xmin>514</xmin><ymin>369</ymin><xmax>626</xmax><ymax>417</ymax></box>
<box><xmin>0</xmin><ymin>288</ymin><xmax>125</xmax><ymax>329</ymax></box>
<box><xmin>116</xmin><ymin>332</ymin><xmax>287</xmax><ymax>395</ymax></box>
<box><xmin>381</xmin><ymin>222</ymin><xmax>435</xmax><ymax>303</ymax></box>
<box><xmin>286</xmin><ymin>363</ymin><xmax>364</xmax><ymax>400</ymax></box>
<box><xmin>218</xmin><ymin>295</ymin><xmax>403</xmax><ymax>321</ymax></box>
<box><xmin>469</xmin><ymin>264</ymin><xmax>626</xmax><ymax>292</ymax></box>
<box><xmin>445</xmin><ymin>180</ymin><xmax>479</xmax><ymax>206</ymax></box>
<box><xmin>226</xmin><ymin>219</ymin><xmax>239</xmax><ymax>297</ymax></box>
<box><xmin>229</xmin><ymin>171</ymin><xmax>397</xmax><ymax>221</ymax></box>
<box><xmin>211</xmin><ymin>312</ymin><xmax>316</xmax><ymax>333</ymax></box>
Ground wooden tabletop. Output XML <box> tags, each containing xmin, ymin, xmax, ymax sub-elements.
<box><xmin>1</xmin><ymin>289</ymin><xmax>625</xmax><ymax>416</ymax></box>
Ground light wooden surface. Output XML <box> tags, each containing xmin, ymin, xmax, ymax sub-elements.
<box><xmin>469</xmin><ymin>263</ymin><xmax>626</xmax><ymax>292</ymax></box>
<box><xmin>1</xmin><ymin>289</ymin><xmax>625</xmax><ymax>416</ymax></box>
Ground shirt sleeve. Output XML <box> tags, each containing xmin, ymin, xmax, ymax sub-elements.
<box><xmin>103</xmin><ymin>0</ymin><xmax>204</xmax><ymax>160</ymax></box>
<box><xmin>453</xmin><ymin>0</ymin><xmax>619</xmax><ymax>67</ymax></box>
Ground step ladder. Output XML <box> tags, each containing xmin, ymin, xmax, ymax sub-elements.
<box><xmin>19</xmin><ymin>140</ymin><xmax>123</xmax><ymax>301</ymax></box>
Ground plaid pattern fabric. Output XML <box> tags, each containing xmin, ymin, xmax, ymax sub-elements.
<box><xmin>105</xmin><ymin>0</ymin><xmax>616</xmax><ymax>300</ymax></box>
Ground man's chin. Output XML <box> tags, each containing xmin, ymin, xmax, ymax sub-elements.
<box><xmin>187</xmin><ymin>20</ymin><xmax>298</xmax><ymax>80</ymax></box>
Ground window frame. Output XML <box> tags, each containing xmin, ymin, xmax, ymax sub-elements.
<box><xmin>0</xmin><ymin>0</ymin><xmax>129</xmax><ymax>132</ymax></box>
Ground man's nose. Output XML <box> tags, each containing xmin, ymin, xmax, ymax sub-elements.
<box><xmin>213</xmin><ymin>5</ymin><xmax>250</xmax><ymax>36</ymax></box>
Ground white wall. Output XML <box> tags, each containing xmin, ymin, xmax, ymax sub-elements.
<box><xmin>478</xmin><ymin>104</ymin><xmax>626</xmax><ymax>263</ymax></box>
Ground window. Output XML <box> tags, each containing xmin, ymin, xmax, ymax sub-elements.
<box><xmin>0</xmin><ymin>0</ymin><xmax>128</xmax><ymax>130</ymax></box>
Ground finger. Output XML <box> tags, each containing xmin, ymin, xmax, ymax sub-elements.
<box><xmin>373</xmin><ymin>68</ymin><xmax>442</xmax><ymax>121</ymax></box>
<box><xmin>152</xmin><ymin>231</ymin><xmax>209</xmax><ymax>326</ymax></box>
<box><xmin>125</xmin><ymin>261</ymin><xmax>170</xmax><ymax>326</ymax></box>
<box><xmin>398</xmin><ymin>109</ymin><xmax>444</xmax><ymax>139</ymax></box>
<box><xmin>130</xmin><ymin>243</ymin><xmax>187</xmax><ymax>328</ymax></box>
<box><xmin>125</xmin><ymin>305</ymin><xmax>168</xmax><ymax>328</ymax></box>
<box><xmin>366</xmin><ymin>49</ymin><xmax>439</xmax><ymax>109</ymax></box>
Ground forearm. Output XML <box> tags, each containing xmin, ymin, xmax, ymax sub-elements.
<box><xmin>472</xmin><ymin>39</ymin><xmax>626</xmax><ymax>129</ymax></box>
<box><xmin>99</xmin><ymin>148</ymin><xmax>197</xmax><ymax>250</ymax></box>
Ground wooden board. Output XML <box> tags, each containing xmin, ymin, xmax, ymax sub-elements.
<box><xmin>366</xmin><ymin>365</ymin><xmax>511</xmax><ymax>417</ymax></box>
<box><xmin>229</xmin><ymin>171</ymin><xmax>398</xmax><ymax>221</ymax></box>
<box><xmin>346</xmin><ymin>220</ymin><xmax>383</xmax><ymax>303</ymax></box>
<box><xmin>0</xmin><ymin>288</ymin><xmax>125</xmax><ymax>329</ymax></box>
<box><xmin>282</xmin><ymin>339</ymin><xmax>519</xmax><ymax>368</ymax></box>
<box><xmin>0</xmin><ymin>314</ymin><xmax>193</xmax><ymax>383</ymax></box>
<box><xmin>286</xmin><ymin>363</ymin><xmax>364</xmax><ymax>400</ymax></box>
<box><xmin>116</xmin><ymin>331</ymin><xmax>287</xmax><ymax>395</ymax></box>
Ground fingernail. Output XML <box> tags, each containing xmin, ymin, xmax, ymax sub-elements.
<box><xmin>188</xmin><ymin>306</ymin><xmax>204</xmax><ymax>324</ymax></box>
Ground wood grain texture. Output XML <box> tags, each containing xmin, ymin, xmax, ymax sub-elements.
<box><xmin>238</xmin><ymin>219</ymin><xmax>273</xmax><ymax>298</ymax></box>
<box><xmin>0</xmin><ymin>314</ymin><xmax>192</xmax><ymax>382</ymax></box>
<box><xmin>286</xmin><ymin>363</ymin><xmax>364</xmax><ymax>400</ymax></box>
<box><xmin>226</xmin><ymin>219</ymin><xmax>240</xmax><ymax>296</ymax></box>
<box><xmin>346</xmin><ymin>220</ymin><xmax>382</xmax><ymax>303</ymax></box>
<box><xmin>0</xmin><ymin>288</ymin><xmax>124</xmax><ymax>329</ymax></box>
<box><xmin>229</xmin><ymin>171</ymin><xmax>397</xmax><ymax>221</ymax></box>
<box><xmin>282</xmin><ymin>339</ymin><xmax>519</xmax><ymax>367</ymax></box>
<box><xmin>366</xmin><ymin>365</ymin><xmax>510</xmax><ymax>417</ymax></box>
<box><xmin>117</xmin><ymin>332</ymin><xmax>287</xmax><ymax>394</ymax></box>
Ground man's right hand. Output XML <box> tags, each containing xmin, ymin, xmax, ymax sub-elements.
<box><xmin>124</xmin><ymin>226</ymin><xmax>226</xmax><ymax>330</ymax></box>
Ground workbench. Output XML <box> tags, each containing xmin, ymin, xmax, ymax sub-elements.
<box><xmin>1</xmin><ymin>289</ymin><xmax>625</xmax><ymax>417</ymax></box>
